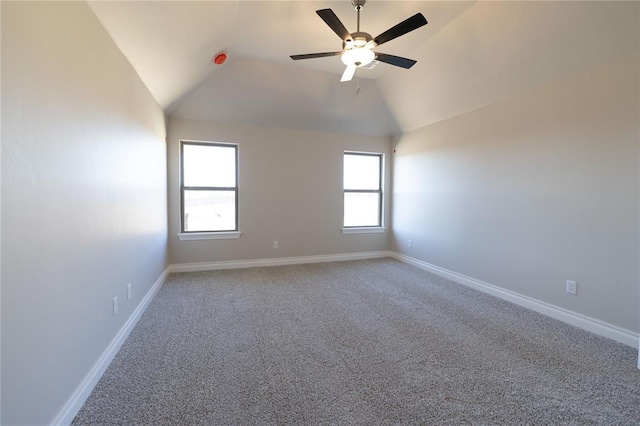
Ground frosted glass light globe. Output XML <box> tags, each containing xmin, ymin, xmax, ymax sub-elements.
<box><xmin>341</xmin><ymin>47</ymin><xmax>375</xmax><ymax>67</ymax></box>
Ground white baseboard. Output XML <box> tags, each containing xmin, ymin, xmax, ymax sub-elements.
<box><xmin>390</xmin><ymin>252</ymin><xmax>639</xmax><ymax>349</ymax></box>
<box><xmin>52</xmin><ymin>268</ymin><xmax>170</xmax><ymax>425</ymax></box>
<box><xmin>169</xmin><ymin>251</ymin><xmax>392</xmax><ymax>273</ymax></box>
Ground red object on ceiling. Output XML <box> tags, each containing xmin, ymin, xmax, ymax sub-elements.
<box><xmin>213</xmin><ymin>53</ymin><xmax>227</xmax><ymax>65</ymax></box>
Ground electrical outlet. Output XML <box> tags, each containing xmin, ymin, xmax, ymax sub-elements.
<box><xmin>566</xmin><ymin>280</ymin><xmax>577</xmax><ymax>295</ymax></box>
<box><xmin>409</xmin><ymin>240</ymin><xmax>413</xmax><ymax>248</ymax></box>
<box><xmin>113</xmin><ymin>296</ymin><xmax>119</xmax><ymax>314</ymax></box>
<box><xmin>127</xmin><ymin>284</ymin><xmax>132</xmax><ymax>300</ymax></box>
<box><xmin>273</xmin><ymin>241</ymin><xmax>279</xmax><ymax>249</ymax></box>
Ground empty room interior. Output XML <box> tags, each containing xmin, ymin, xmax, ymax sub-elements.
<box><xmin>1</xmin><ymin>0</ymin><xmax>639</xmax><ymax>424</ymax></box>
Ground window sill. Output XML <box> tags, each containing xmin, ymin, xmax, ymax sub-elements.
<box><xmin>342</xmin><ymin>227</ymin><xmax>386</xmax><ymax>235</ymax></box>
<box><xmin>178</xmin><ymin>231</ymin><xmax>242</xmax><ymax>241</ymax></box>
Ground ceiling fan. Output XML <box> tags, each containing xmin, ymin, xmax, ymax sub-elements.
<box><xmin>290</xmin><ymin>0</ymin><xmax>428</xmax><ymax>82</ymax></box>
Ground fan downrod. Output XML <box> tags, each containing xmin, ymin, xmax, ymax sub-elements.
<box><xmin>351</xmin><ymin>0</ymin><xmax>366</xmax><ymax>32</ymax></box>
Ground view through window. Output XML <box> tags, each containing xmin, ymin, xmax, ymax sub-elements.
<box><xmin>344</xmin><ymin>152</ymin><xmax>383</xmax><ymax>227</ymax></box>
<box><xmin>181</xmin><ymin>141</ymin><xmax>238</xmax><ymax>232</ymax></box>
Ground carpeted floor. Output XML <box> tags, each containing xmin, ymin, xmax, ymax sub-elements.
<box><xmin>73</xmin><ymin>258</ymin><xmax>640</xmax><ymax>425</ymax></box>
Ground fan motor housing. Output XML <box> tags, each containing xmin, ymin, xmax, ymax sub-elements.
<box><xmin>343</xmin><ymin>31</ymin><xmax>374</xmax><ymax>49</ymax></box>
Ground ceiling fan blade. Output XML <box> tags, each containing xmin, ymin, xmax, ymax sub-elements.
<box><xmin>316</xmin><ymin>9</ymin><xmax>351</xmax><ymax>41</ymax></box>
<box><xmin>340</xmin><ymin>64</ymin><xmax>357</xmax><ymax>82</ymax></box>
<box><xmin>375</xmin><ymin>53</ymin><xmax>417</xmax><ymax>69</ymax></box>
<box><xmin>373</xmin><ymin>13</ymin><xmax>428</xmax><ymax>46</ymax></box>
<box><xmin>290</xmin><ymin>52</ymin><xmax>343</xmax><ymax>60</ymax></box>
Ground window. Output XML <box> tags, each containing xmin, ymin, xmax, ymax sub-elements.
<box><xmin>343</xmin><ymin>151</ymin><xmax>383</xmax><ymax>228</ymax></box>
<box><xmin>180</xmin><ymin>141</ymin><xmax>238</xmax><ymax>235</ymax></box>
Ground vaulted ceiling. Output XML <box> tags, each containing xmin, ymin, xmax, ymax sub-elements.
<box><xmin>88</xmin><ymin>1</ymin><xmax>639</xmax><ymax>137</ymax></box>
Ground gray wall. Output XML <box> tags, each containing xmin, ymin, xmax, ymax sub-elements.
<box><xmin>1</xmin><ymin>2</ymin><xmax>168</xmax><ymax>424</ymax></box>
<box><xmin>391</xmin><ymin>53</ymin><xmax>639</xmax><ymax>333</ymax></box>
<box><xmin>167</xmin><ymin>117</ymin><xmax>391</xmax><ymax>265</ymax></box>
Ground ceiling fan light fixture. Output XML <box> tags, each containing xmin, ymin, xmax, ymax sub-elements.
<box><xmin>341</xmin><ymin>47</ymin><xmax>375</xmax><ymax>67</ymax></box>
<box><xmin>290</xmin><ymin>3</ymin><xmax>428</xmax><ymax>82</ymax></box>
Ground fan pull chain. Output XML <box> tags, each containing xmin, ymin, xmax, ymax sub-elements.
<box><xmin>356</xmin><ymin>68</ymin><xmax>360</xmax><ymax>94</ymax></box>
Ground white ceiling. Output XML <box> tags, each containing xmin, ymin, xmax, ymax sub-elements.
<box><xmin>379</xmin><ymin>0</ymin><xmax>640</xmax><ymax>133</ymax></box>
<box><xmin>169</xmin><ymin>56</ymin><xmax>403</xmax><ymax>136</ymax></box>
<box><xmin>88</xmin><ymin>1</ymin><xmax>474</xmax><ymax>109</ymax></box>
<box><xmin>88</xmin><ymin>1</ymin><xmax>639</xmax><ymax>137</ymax></box>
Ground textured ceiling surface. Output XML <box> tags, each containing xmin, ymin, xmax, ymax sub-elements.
<box><xmin>88</xmin><ymin>1</ymin><xmax>639</xmax><ymax>137</ymax></box>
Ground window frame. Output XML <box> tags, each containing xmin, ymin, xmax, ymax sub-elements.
<box><xmin>343</xmin><ymin>151</ymin><xmax>384</xmax><ymax>230</ymax></box>
<box><xmin>179</xmin><ymin>140</ymin><xmax>239</xmax><ymax>236</ymax></box>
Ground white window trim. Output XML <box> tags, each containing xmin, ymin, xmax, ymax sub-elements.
<box><xmin>343</xmin><ymin>151</ymin><xmax>385</xmax><ymax>228</ymax></box>
<box><xmin>178</xmin><ymin>231</ymin><xmax>242</xmax><ymax>241</ymax></box>
<box><xmin>180</xmin><ymin>140</ymin><xmax>239</xmax><ymax>234</ymax></box>
<box><xmin>342</xmin><ymin>227</ymin><xmax>386</xmax><ymax>235</ymax></box>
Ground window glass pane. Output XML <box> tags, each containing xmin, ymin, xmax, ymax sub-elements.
<box><xmin>344</xmin><ymin>192</ymin><xmax>380</xmax><ymax>227</ymax></box>
<box><xmin>184</xmin><ymin>190</ymin><xmax>236</xmax><ymax>232</ymax></box>
<box><xmin>344</xmin><ymin>154</ymin><xmax>380</xmax><ymax>190</ymax></box>
<box><xmin>183</xmin><ymin>144</ymin><xmax>236</xmax><ymax>187</ymax></box>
